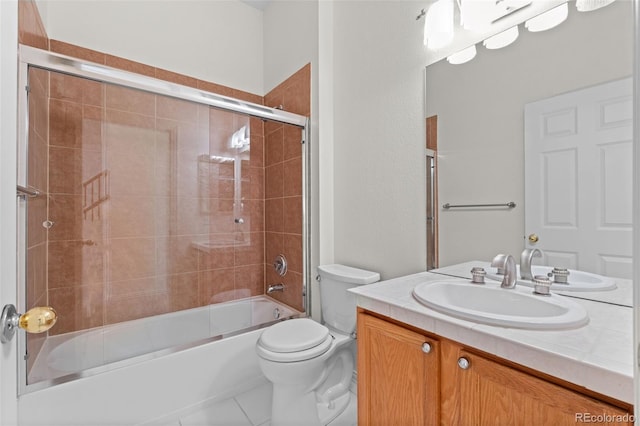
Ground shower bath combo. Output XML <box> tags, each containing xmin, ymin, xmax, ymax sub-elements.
<box><xmin>7</xmin><ymin>45</ymin><xmax>311</xmax><ymax>399</ymax></box>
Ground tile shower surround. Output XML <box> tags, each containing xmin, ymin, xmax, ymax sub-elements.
<box><xmin>19</xmin><ymin>0</ymin><xmax>309</xmax><ymax>341</ymax></box>
<box><xmin>44</xmin><ymin>75</ymin><xmax>268</xmax><ymax>334</ymax></box>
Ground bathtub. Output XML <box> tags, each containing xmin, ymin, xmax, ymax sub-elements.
<box><xmin>28</xmin><ymin>295</ymin><xmax>301</xmax><ymax>386</ymax></box>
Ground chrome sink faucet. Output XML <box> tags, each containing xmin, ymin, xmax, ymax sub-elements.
<box><xmin>520</xmin><ymin>248</ymin><xmax>542</xmax><ymax>280</ymax></box>
<box><xmin>490</xmin><ymin>254</ymin><xmax>517</xmax><ymax>289</ymax></box>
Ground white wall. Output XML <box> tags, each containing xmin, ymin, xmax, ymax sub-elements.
<box><xmin>329</xmin><ymin>1</ymin><xmax>427</xmax><ymax>280</ymax></box>
<box><xmin>263</xmin><ymin>0</ymin><xmax>317</xmax><ymax>94</ymax></box>
<box><xmin>318</xmin><ymin>0</ymin><xmax>334</xmax><ymax>269</ymax></box>
<box><xmin>426</xmin><ymin>1</ymin><xmax>633</xmax><ymax>266</ymax></box>
<box><xmin>262</xmin><ymin>0</ymin><xmax>321</xmax><ymax>318</ymax></box>
<box><xmin>37</xmin><ymin>0</ymin><xmax>265</xmax><ymax>95</ymax></box>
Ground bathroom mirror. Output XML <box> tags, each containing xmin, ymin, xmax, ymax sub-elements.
<box><xmin>425</xmin><ymin>1</ymin><xmax>633</xmax><ymax>306</ymax></box>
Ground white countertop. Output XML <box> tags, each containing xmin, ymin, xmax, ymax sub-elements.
<box><xmin>349</xmin><ymin>269</ymin><xmax>634</xmax><ymax>404</ymax></box>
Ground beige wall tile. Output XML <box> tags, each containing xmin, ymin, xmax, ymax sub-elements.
<box><xmin>108</xmin><ymin>237</ymin><xmax>156</xmax><ymax>282</ymax></box>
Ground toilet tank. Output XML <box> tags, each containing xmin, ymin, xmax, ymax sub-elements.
<box><xmin>318</xmin><ymin>264</ymin><xmax>380</xmax><ymax>334</ymax></box>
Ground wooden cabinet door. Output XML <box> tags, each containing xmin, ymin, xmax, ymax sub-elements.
<box><xmin>441</xmin><ymin>340</ymin><xmax>632</xmax><ymax>426</ymax></box>
<box><xmin>357</xmin><ymin>312</ymin><xmax>439</xmax><ymax>426</ymax></box>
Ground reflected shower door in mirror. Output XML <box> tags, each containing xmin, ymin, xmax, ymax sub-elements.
<box><xmin>426</xmin><ymin>153</ymin><xmax>437</xmax><ymax>270</ymax></box>
<box><xmin>23</xmin><ymin>65</ymin><xmax>305</xmax><ymax>385</ymax></box>
<box><xmin>426</xmin><ymin>115</ymin><xmax>439</xmax><ymax>270</ymax></box>
<box><xmin>425</xmin><ymin>1</ymin><xmax>632</xmax><ymax>286</ymax></box>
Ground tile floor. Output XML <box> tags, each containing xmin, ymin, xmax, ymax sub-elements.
<box><xmin>157</xmin><ymin>381</ymin><xmax>357</xmax><ymax>426</ymax></box>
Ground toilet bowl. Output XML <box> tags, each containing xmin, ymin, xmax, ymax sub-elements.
<box><xmin>257</xmin><ymin>319</ymin><xmax>354</xmax><ymax>425</ymax></box>
<box><xmin>256</xmin><ymin>264</ymin><xmax>380</xmax><ymax>426</ymax></box>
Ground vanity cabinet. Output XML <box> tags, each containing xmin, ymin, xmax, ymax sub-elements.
<box><xmin>440</xmin><ymin>340</ymin><xmax>632</xmax><ymax>425</ymax></box>
<box><xmin>357</xmin><ymin>310</ymin><xmax>440</xmax><ymax>425</ymax></box>
<box><xmin>357</xmin><ymin>310</ymin><xmax>633</xmax><ymax>426</ymax></box>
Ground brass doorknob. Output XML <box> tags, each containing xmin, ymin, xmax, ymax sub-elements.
<box><xmin>528</xmin><ymin>234</ymin><xmax>539</xmax><ymax>244</ymax></box>
<box><xmin>1</xmin><ymin>304</ymin><xmax>57</xmax><ymax>343</ymax></box>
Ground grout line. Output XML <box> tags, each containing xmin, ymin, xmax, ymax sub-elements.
<box><xmin>233</xmin><ymin>395</ymin><xmax>259</xmax><ymax>426</ymax></box>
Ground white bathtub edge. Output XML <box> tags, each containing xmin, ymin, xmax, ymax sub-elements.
<box><xmin>19</xmin><ymin>328</ymin><xmax>266</xmax><ymax>426</ymax></box>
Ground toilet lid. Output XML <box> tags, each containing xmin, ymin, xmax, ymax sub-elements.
<box><xmin>256</xmin><ymin>334</ymin><xmax>333</xmax><ymax>362</ymax></box>
<box><xmin>258</xmin><ymin>318</ymin><xmax>330</xmax><ymax>353</ymax></box>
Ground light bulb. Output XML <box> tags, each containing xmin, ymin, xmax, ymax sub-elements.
<box><xmin>525</xmin><ymin>3</ymin><xmax>569</xmax><ymax>32</ymax></box>
<box><xmin>447</xmin><ymin>45</ymin><xmax>477</xmax><ymax>64</ymax></box>
<box><xmin>460</xmin><ymin>0</ymin><xmax>494</xmax><ymax>31</ymax></box>
<box><xmin>424</xmin><ymin>0</ymin><xmax>454</xmax><ymax>49</ymax></box>
<box><xmin>483</xmin><ymin>26</ymin><xmax>519</xmax><ymax>50</ymax></box>
<box><xmin>576</xmin><ymin>0</ymin><xmax>616</xmax><ymax>12</ymax></box>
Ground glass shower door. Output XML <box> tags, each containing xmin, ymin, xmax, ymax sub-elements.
<box><xmin>20</xmin><ymin>65</ymin><xmax>268</xmax><ymax>387</ymax></box>
<box><xmin>17</xmin><ymin>46</ymin><xmax>309</xmax><ymax>392</ymax></box>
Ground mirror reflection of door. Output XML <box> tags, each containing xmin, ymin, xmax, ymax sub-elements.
<box><xmin>426</xmin><ymin>115</ymin><xmax>438</xmax><ymax>270</ymax></box>
<box><xmin>524</xmin><ymin>77</ymin><xmax>633</xmax><ymax>279</ymax></box>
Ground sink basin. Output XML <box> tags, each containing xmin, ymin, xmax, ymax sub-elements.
<box><xmin>412</xmin><ymin>281</ymin><xmax>589</xmax><ymax>330</ymax></box>
<box><xmin>487</xmin><ymin>266</ymin><xmax>616</xmax><ymax>292</ymax></box>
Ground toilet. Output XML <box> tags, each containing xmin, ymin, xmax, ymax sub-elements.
<box><xmin>256</xmin><ymin>264</ymin><xmax>380</xmax><ymax>426</ymax></box>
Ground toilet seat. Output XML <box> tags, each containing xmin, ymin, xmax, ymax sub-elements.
<box><xmin>257</xmin><ymin>319</ymin><xmax>333</xmax><ymax>362</ymax></box>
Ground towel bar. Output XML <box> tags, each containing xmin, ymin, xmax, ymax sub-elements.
<box><xmin>442</xmin><ymin>202</ymin><xmax>516</xmax><ymax>209</ymax></box>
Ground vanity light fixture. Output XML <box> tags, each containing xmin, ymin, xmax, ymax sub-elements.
<box><xmin>423</xmin><ymin>0</ymin><xmax>454</xmax><ymax>49</ymax></box>
<box><xmin>421</xmin><ymin>0</ymin><xmax>616</xmax><ymax>65</ymax></box>
<box><xmin>576</xmin><ymin>0</ymin><xmax>616</xmax><ymax>12</ymax></box>
<box><xmin>525</xmin><ymin>2</ymin><xmax>568</xmax><ymax>32</ymax></box>
<box><xmin>460</xmin><ymin>0</ymin><xmax>531</xmax><ymax>31</ymax></box>
<box><xmin>447</xmin><ymin>45</ymin><xmax>477</xmax><ymax>64</ymax></box>
<box><xmin>459</xmin><ymin>0</ymin><xmax>494</xmax><ymax>31</ymax></box>
<box><xmin>483</xmin><ymin>26</ymin><xmax>519</xmax><ymax>49</ymax></box>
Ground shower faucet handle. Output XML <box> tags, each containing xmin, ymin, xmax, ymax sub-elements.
<box><xmin>273</xmin><ymin>254</ymin><xmax>288</xmax><ymax>276</ymax></box>
<box><xmin>0</xmin><ymin>304</ymin><xmax>58</xmax><ymax>343</ymax></box>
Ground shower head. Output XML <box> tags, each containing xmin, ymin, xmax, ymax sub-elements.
<box><xmin>230</xmin><ymin>126</ymin><xmax>250</xmax><ymax>151</ymax></box>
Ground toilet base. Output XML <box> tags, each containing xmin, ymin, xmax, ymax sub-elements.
<box><xmin>270</xmin><ymin>383</ymin><xmax>353</xmax><ymax>426</ymax></box>
<box><xmin>271</xmin><ymin>383</ymin><xmax>321</xmax><ymax>426</ymax></box>
<box><xmin>317</xmin><ymin>391</ymin><xmax>352</xmax><ymax>425</ymax></box>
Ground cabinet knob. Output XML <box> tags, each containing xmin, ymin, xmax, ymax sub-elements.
<box><xmin>421</xmin><ymin>342</ymin><xmax>432</xmax><ymax>353</ymax></box>
<box><xmin>457</xmin><ymin>357</ymin><xmax>470</xmax><ymax>370</ymax></box>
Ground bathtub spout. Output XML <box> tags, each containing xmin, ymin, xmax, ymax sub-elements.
<box><xmin>267</xmin><ymin>283</ymin><xmax>285</xmax><ymax>294</ymax></box>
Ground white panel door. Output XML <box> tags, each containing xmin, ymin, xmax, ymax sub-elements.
<box><xmin>524</xmin><ymin>77</ymin><xmax>633</xmax><ymax>279</ymax></box>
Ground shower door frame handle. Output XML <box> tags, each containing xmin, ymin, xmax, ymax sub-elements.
<box><xmin>16</xmin><ymin>185</ymin><xmax>40</xmax><ymax>199</ymax></box>
<box><xmin>0</xmin><ymin>304</ymin><xmax>58</xmax><ymax>343</ymax></box>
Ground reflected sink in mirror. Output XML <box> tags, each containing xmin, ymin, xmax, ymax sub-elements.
<box><xmin>412</xmin><ymin>281</ymin><xmax>589</xmax><ymax>330</ymax></box>
<box><xmin>486</xmin><ymin>266</ymin><xmax>617</xmax><ymax>292</ymax></box>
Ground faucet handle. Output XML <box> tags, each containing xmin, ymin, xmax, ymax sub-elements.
<box><xmin>532</xmin><ymin>275</ymin><xmax>552</xmax><ymax>296</ymax></box>
<box><xmin>470</xmin><ymin>267</ymin><xmax>486</xmax><ymax>284</ymax></box>
<box><xmin>549</xmin><ymin>267</ymin><xmax>570</xmax><ymax>284</ymax></box>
